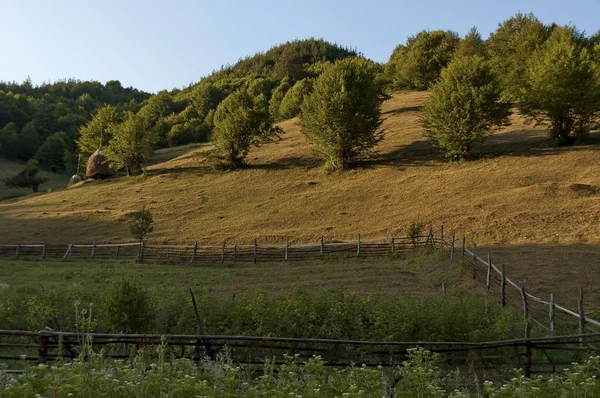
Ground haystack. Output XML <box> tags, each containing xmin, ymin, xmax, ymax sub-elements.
<box><xmin>85</xmin><ymin>148</ymin><xmax>113</xmax><ymax>179</ymax></box>
<box><xmin>67</xmin><ymin>174</ymin><xmax>83</xmax><ymax>187</ymax></box>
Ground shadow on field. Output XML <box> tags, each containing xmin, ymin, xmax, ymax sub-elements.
<box><xmin>382</xmin><ymin>105</ymin><xmax>423</xmax><ymax>115</ymax></box>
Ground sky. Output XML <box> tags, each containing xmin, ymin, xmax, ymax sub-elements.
<box><xmin>1</xmin><ymin>0</ymin><xmax>599</xmax><ymax>93</ymax></box>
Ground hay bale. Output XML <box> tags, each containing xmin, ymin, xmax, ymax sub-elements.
<box><xmin>85</xmin><ymin>149</ymin><xmax>113</xmax><ymax>179</ymax></box>
<box><xmin>67</xmin><ymin>174</ymin><xmax>83</xmax><ymax>187</ymax></box>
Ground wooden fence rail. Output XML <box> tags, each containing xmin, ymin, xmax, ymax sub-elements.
<box><xmin>0</xmin><ymin>236</ymin><xmax>431</xmax><ymax>264</ymax></box>
<box><xmin>1</xmin><ymin>329</ymin><xmax>600</xmax><ymax>377</ymax></box>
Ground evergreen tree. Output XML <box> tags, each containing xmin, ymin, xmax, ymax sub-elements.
<box><xmin>16</xmin><ymin>121</ymin><xmax>41</xmax><ymax>160</ymax></box>
<box><xmin>0</xmin><ymin>122</ymin><xmax>19</xmax><ymax>159</ymax></box>
<box><xmin>212</xmin><ymin>89</ymin><xmax>282</xmax><ymax>168</ymax></box>
<box><xmin>104</xmin><ymin>113</ymin><xmax>157</xmax><ymax>175</ymax></box>
<box><xmin>520</xmin><ymin>26</ymin><xmax>600</xmax><ymax>145</ymax></box>
<box><xmin>300</xmin><ymin>58</ymin><xmax>385</xmax><ymax>171</ymax></box>
<box><xmin>454</xmin><ymin>27</ymin><xmax>485</xmax><ymax>58</ymax></box>
<box><xmin>422</xmin><ymin>56</ymin><xmax>512</xmax><ymax>160</ymax></box>
<box><xmin>3</xmin><ymin>159</ymin><xmax>49</xmax><ymax>192</ymax></box>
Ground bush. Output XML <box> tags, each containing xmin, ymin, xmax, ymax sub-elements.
<box><xmin>422</xmin><ymin>56</ymin><xmax>512</xmax><ymax>160</ymax></box>
<box><xmin>101</xmin><ymin>279</ymin><xmax>155</xmax><ymax>333</ymax></box>
<box><xmin>300</xmin><ymin>57</ymin><xmax>385</xmax><ymax>171</ymax></box>
<box><xmin>279</xmin><ymin>78</ymin><xmax>313</xmax><ymax>119</ymax></box>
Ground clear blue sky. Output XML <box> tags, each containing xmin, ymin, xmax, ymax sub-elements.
<box><xmin>1</xmin><ymin>0</ymin><xmax>598</xmax><ymax>93</ymax></box>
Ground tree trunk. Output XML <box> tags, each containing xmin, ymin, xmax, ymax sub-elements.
<box><xmin>32</xmin><ymin>184</ymin><xmax>39</xmax><ymax>193</ymax></box>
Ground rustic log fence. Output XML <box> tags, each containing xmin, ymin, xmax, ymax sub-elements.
<box><xmin>1</xmin><ymin>329</ymin><xmax>599</xmax><ymax>378</ymax></box>
<box><xmin>0</xmin><ymin>235</ymin><xmax>431</xmax><ymax>264</ymax></box>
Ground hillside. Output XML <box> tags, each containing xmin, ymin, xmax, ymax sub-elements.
<box><xmin>0</xmin><ymin>158</ymin><xmax>69</xmax><ymax>200</ymax></box>
<box><xmin>1</xmin><ymin>91</ymin><xmax>599</xmax><ymax>300</ymax></box>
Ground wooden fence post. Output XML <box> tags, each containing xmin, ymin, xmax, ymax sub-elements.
<box><xmin>501</xmin><ymin>264</ymin><xmax>506</xmax><ymax>307</ymax></box>
<box><xmin>442</xmin><ymin>282</ymin><xmax>446</xmax><ymax>297</ymax></box>
<box><xmin>115</xmin><ymin>245</ymin><xmax>120</xmax><ymax>260</ymax></box>
<box><xmin>42</xmin><ymin>242</ymin><xmax>46</xmax><ymax>259</ymax></box>
<box><xmin>285</xmin><ymin>239</ymin><xmax>289</xmax><ymax>262</ymax></box>
<box><xmin>450</xmin><ymin>231</ymin><xmax>455</xmax><ymax>262</ymax></box>
<box><xmin>472</xmin><ymin>244</ymin><xmax>478</xmax><ymax>280</ymax></box>
<box><xmin>233</xmin><ymin>245</ymin><xmax>237</xmax><ymax>264</ymax></box>
<box><xmin>428</xmin><ymin>224</ymin><xmax>435</xmax><ymax>248</ymax></box>
<box><xmin>391</xmin><ymin>237</ymin><xmax>395</xmax><ymax>255</ymax></box>
<box><xmin>521</xmin><ymin>285</ymin><xmax>532</xmax><ymax>378</ymax></box>
<box><xmin>486</xmin><ymin>252</ymin><xmax>492</xmax><ymax>290</ymax></box>
<box><xmin>63</xmin><ymin>244</ymin><xmax>72</xmax><ymax>260</ymax></box>
<box><xmin>15</xmin><ymin>244</ymin><xmax>19</xmax><ymax>258</ymax></box>
<box><xmin>357</xmin><ymin>234</ymin><xmax>361</xmax><ymax>258</ymax></box>
<box><xmin>254</xmin><ymin>238</ymin><xmax>258</xmax><ymax>263</ymax></box>
<box><xmin>221</xmin><ymin>240</ymin><xmax>226</xmax><ymax>264</ymax></box>
<box><xmin>137</xmin><ymin>241</ymin><xmax>144</xmax><ymax>262</ymax></box>
<box><xmin>579</xmin><ymin>288</ymin><xmax>585</xmax><ymax>345</ymax></box>
<box><xmin>461</xmin><ymin>236</ymin><xmax>466</xmax><ymax>264</ymax></box>
<box><xmin>440</xmin><ymin>225</ymin><xmax>444</xmax><ymax>249</ymax></box>
<box><xmin>38</xmin><ymin>335</ymin><xmax>49</xmax><ymax>364</ymax></box>
<box><xmin>549</xmin><ymin>294</ymin><xmax>555</xmax><ymax>336</ymax></box>
<box><xmin>91</xmin><ymin>241</ymin><xmax>96</xmax><ymax>259</ymax></box>
<box><xmin>191</xmin><ymin>241</ymin><xmax>198</xmax><ymax>264</ymax></box>
<box><xmin>320</xmin><ymin>236</ymin><xmax>324</xmax><ymax>258</ymax></box>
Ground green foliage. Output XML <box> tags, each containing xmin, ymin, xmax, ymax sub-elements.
<box><xmin>212</xmin><ymin>89</ymin><xmax>282</xmax><ymax>168</ymax></box>
<box><xmin>35</xmin><ymin>131</ymin><xmax>70</xmax><ymax>172</ymax></box>
<box><xmin>104</xmin><ymin>112</ymin><xmax>157</xmax><ymax>175</ymax></box>
<box><xmin>268</xmin><ymin>78</ymin><xmax>291</xmax><ymax>121</ymax></box>
<box><xmin>300</xmin><ymin>57</ymin><xmax>384</xmax><ymax>171</ymax></box>
<box><xmin>0</xmin><ymin>122</ymin><xmax>19</xmax><ymax>158</ymax></box>
<box><xmin>279</xmin><ymin>78</ymin><xmax>314</xmax><ymax>120</ymax></box>
<box><xmin>422</xmin><ymin>56</ymin><xmax>512</xmax><ymax>161</ymax></box>
<box><xmin>102</xmin><ymin>279</ymin><xmax>155</xmax><ymax>333</ymax></box>
<box><xmin>519</xmin><ymin>26</ymin><xmax>600</xmax><ymax>146</ymax></box>
<box><xmin>77</xmin><ymin>104</ymin><xmax>120</xmax><ymax>154</ymax></box>
<box><xmin>408</xmin><ymin>221</ymin><xmax>426</xmax><ymax>247</ymax></box>
<box><xmin>454</xmin><ymin>26</ymin><xmax>485</xmax><ymax>58</ymax></box>
<box><xmin>129</xmin><ymin>206</ymin><xmax>154</xmax><ymax>243</ymax></box>
<box><xmin>389</xmin><ymin>30</ymin><xmax>460</xmax><ymax>90</ymax></box>
<box><xmin>2</xmin><ymin>159</ymin><xmax>49</xmax><ymax>192</ymax></box>
<box><xmin>15</xmin><ymin>121</ymin><xmax>40</xmax><ymax>160</ymax></box>
<box><xmin>487</xmin><ymin>12</ymin><xmax>550</xmax><ymax>99</ymax></box>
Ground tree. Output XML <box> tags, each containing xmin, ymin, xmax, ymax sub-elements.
<box><xmin>279</xmin><ymin>78</ymin><xmax>314</xmax><ymax>120</ymax></box>
<box><xmin>35</xmin><ymin>132</ymin><xmax>70</xmax><ymax>172</ymax></box>
<box><xmin>300</xmin><ymin>57</ymin><xmax>385</xmax><ymax>171</ymax></box>
<box><xmin>104</xmin><ymin>112</ymin><xmax>157</xmax><ymax>175</ymax></box>
<box><xmin>129</xmin><ymin>206</ymin><xmax>154</xmax><ymax>244</ymax></box>
<box><xmin>268</xmin><ymin>78</ymin><xmax>291</xmax><ymax>121</ymax></box>
<box><xmin>487</xmin><ymin>12</ymin><xmax>550</xmax><ymax>99</ymax></box>
<box><xmin>3</xmin><ymin>159</ymin><xmax>49</xmax><ymax>193</ymax></box>
<box><xmin>77</xmin><ymin>105</ymin><xmax>119</xmax><ymax>154</ymax></box>
<box><xmin>0</xmin><ymin>122</ymin><xmax>19</xmax><ymax>159</ymax></box>
<box><xmin>389</xmin><ymin>30</ymin><xmax>460</xmax><ymax>90</ymax></box>
<box><xmin>519</xmin><ymin>26</ymin><xmax>600</xmax><ymax>145</ymax></box>
<box><xmin>422</xmin><ymin>56</ymin><xmax>512</xmax><ymax>161</ymax></box>
<box><xmin>454</xmin><ymin>27</ymin><xmax>485</xmax><ymax>58</ymax></box>
<box><xmin>16</xmin><ymin>121</ymin><xmax>41</xmax><ymax>160</ymax></box>
<box><xmin>212</xmin><ymin>89</ymin><xmax>282</xmax><ymax>167</ymax></box>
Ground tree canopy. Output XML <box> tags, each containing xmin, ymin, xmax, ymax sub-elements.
<box><xmin>300</xmin><ymin>57</ymin><xmax>385</xmax><ymax>171</ymax></box>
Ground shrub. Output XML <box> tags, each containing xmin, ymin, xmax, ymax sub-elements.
<box><xmin>101</xmin><ymin>279</ymin><xmax>155</xmax><ymax>333</ymax></box>
<box><xmin>422</xmin><ymin>56</ymin><xmax>511</xmax><ymax>160</ymax></box>
<box><xmin>3</xmin><ymin>159</ymin><xmax>49</xmax><ymax>193</ymax></box>
<box><xmin>300</xmin><ymin>57</ymin><xmax>385</xmax><ymax>171</ymax></box>
<box><xmin>129</xmin><ymin>206</ymin><xmax>154</xmax><ymax>244</ymax></box>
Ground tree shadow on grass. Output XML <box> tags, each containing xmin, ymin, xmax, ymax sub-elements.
<box><xmin>382</xmin><ymin>105</ymin><xmax>423</xmax><ymax>116</ymax></box>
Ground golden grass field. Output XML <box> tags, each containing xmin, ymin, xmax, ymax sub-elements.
<box><xmin>0</xmin><ymin>91</ymin><xmax>599</xmax><ymax>303</ymax></box>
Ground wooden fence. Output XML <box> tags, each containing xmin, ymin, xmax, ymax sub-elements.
<box><xmin>1</xmin><ymin>329</ymin><xmax>600</xmax><ymax>378</ymax></box>
<box><xmin>434</xmin><ymin>226</ymin><xmax>600</xmax><ymax>340</ymax></box>
<box><xmin>0</xmin><ymin>235</ymin><xmax>430</xmax><ymax>263</ymax></box>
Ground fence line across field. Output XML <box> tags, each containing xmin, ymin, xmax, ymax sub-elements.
<box><xmin>2</xmin><ymin>329</ymin><xmax>600</xmax><ymax>377</ymax></box>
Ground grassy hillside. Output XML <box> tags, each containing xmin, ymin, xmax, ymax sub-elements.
<box><xmin>0</xmin><ymin>91</ymin><xmax>599</xmax><ymax>301</ymax></box>
<box><xmin>0</xmin><ymin>158</ymin><xmax>70</xmax><ymax>200</ymax></box>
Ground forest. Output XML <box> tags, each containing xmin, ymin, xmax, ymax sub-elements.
<box><xmin>0</xmin><ymin>12</ymin><xmax>599</xmax><ymax>176</ymax></box>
